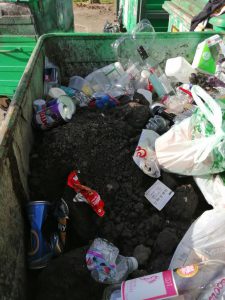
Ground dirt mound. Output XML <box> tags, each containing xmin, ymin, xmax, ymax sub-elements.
<box><xmin>29</xmin><ymin>100</ymin><xmax>210</xmax><ymax>299</ymax></box>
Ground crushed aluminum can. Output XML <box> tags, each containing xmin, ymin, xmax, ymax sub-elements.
<box><xmin>27</xmin><ymin>201</ymin><xmax>53</xmax><ymax>269</ymax></box>
<box><xmin>34</xmin><ymin>95</ymin><xmax>75</xmax><ymax>130</ymax></box>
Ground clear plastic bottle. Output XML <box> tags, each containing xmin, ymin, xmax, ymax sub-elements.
<box><xmin>116</xmin><ymin>62</ymin><xmax>140</xmax><ymax>90</ymax></box>
<box><xmin>122</xmin><ymin>260</ymin><xmax>225</xmax><ymax>300</ymax></box>
<box><xmin>137</xmin><ymin>46</ymin><xmax>174</xmax><ymax>98</ymax></box>
<box><xmin>85</xmin><ymin>62</ymin><xmax>126</xmax><ymax>93</ymax></box>
<box><xmin>91</xmin><ymin>255</ymin><xmax>138</xmax><ymax>284</ymax></box>
<box><xmin>86</xmin><ymin>238</ymin><xmax>138</xmax><ymax>284</ymax></box>
<box><xmin>135</xmin><ymin>70</ymin><xmax>149</xmax><ymax>89</ymax></box>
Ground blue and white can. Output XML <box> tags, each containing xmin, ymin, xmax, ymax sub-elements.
<box><xmin>27</xmin><ymin>201</ymin><xmax>53</xmax><ymax>269</ymax></box>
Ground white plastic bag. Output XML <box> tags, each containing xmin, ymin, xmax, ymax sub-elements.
<box><xmin>170</xmin><ymin>209</ymin><xmax>225</xmax><ymax>269</ymax></box>
<box><xmin>155</xmin><ymin>85</ymin><xmax>225</xmax><ymax>176</ymax></box>
<box><xmin>194</xmin><ymin>173</ymin><xmax>225</xmax><ymax>208</ymax></box>
<box><xmin>133</xmin><ymin>129</ymin><xmax>160</xmax><ymax>178</ymax></box>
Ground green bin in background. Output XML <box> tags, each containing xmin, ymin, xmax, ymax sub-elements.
<box><xmin>118</xmin><ymin>0</ymin><xmax>170</xmax><ymax>32</ymax></box>
<box><xmin>0</xmin><ymin>35</ymin><xmax>36</xmax><ymax>97</ymax></box>
<box><xmin>163</xmin><ymin>0</ymin><xmax>225</xmax><ymax>32</ymax></box>
<box><xmin>0</xmin><ymin>0</ymin><xmax>74</xmax><ymax>36</ymax></box>
<box><xmin>0</xmin><ymin>0</ymin><xmax>74</xmax><ymax>98</ymax></box>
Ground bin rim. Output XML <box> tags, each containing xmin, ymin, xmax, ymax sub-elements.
<box><xmin>0</xmin><ymin>31</ymin><xmax>221</xmax><ymax>160</ymax></box>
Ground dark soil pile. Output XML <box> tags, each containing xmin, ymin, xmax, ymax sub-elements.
<box><xmin>29</xmin><ymin>99</ymin><xmax>211</xmax><ymax>300</ymax></box>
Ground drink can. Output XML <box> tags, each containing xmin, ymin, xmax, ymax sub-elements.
<box><xmin>33</xmin><ymin>99</ymin><xmax>46</xmax><ymax>113</ymax></box>
<box><xmin>27</xmin><ymin>201</ymin><xmax>53</xmax><ymax>269</ymax></box>
<box><xmin>34</xmin><ymin>95</ymin><xmax>75</xmax><ymax>130</ymax></box>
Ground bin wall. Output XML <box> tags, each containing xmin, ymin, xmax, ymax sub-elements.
<box><xmin>0</xmin><ymin>41</ymin><xmax>44</xmax><ymax>300</ymax></box>
<box><xmin>0</xmin><ymin>32</ymin><xmax>219</xmax><ymax>299</ymax></box>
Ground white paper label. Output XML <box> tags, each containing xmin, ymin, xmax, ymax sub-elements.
<box><xmin>121</xmin><ymin>271</ymin><xmax>178</xmax><ymax>300</ymax></box>
<box><xmin>145</xmin><ymin>180</ymin><xmax>174</xmax><ymax>211</ymax></box>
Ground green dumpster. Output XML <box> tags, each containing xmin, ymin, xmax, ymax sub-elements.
<box><xmin>0</xmin><ymin>31</ymin><xmax>221</xmax><ymax>299</ymax></box>
<box><xmin>163</xmin><ymin>0</ymin><xmax>225</xmax><ymax>32</ymax></box>
<box><xmin>0</xmin><ymin>0</ymin><xmax>74</xmax><ymax>35</ymax></box>
<box><xmin>118</xmin><ymin>0</ymin><xmax>170</xmax><ymax>32</ymax></box>
<box><xmin>0</xmin><ymin>35</ymin><xmax>36</xmax><ymax>97</ymax></box>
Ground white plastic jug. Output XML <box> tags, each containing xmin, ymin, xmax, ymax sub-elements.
<box><xmin>165</xmin><ymin>57</ymin><xmax>196</xmax><ymax>83</ymax></box>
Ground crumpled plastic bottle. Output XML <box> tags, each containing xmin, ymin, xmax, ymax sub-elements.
<box><xmin>86</xmin><ymin>238</ymin><xmax>138</xmax><ymax>284</ymax></box>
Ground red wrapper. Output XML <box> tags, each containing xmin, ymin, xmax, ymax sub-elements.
<box><xmin>67</xmin><ymin>171</ymin><xmax>105</xmax><ymax>217</ymax></box>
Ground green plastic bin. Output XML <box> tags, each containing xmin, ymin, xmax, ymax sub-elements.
<box><xmin>0</xmin><ymin>31</ymin><xmax>221</xmax><ymax>299</ymax></box>
<box><xmin>0</xmin><ymin>35</ymin><xmax>36</xmax><ymax>97</ymax></box>
<box><xmin>163</xmin><ymin>0</ymin><xmax>225</xmax><ymax>32</ymax></box>
<box><xmin>0</xmin><ymin>0</ymin><xmax>74</xmax><ymax>36</ymax></box>
<box><xmin>118</xmin><ymin>0</ymin><xmax>170</xmax><ymax>32</ymax></box>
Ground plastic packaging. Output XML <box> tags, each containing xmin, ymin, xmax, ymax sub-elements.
<box><xmin>115</xmin><ymin>62</ymin><xmax>140</xmax><ymax>95</ymax></box>
<box><xmin>151</xmin><ymin>103</ymin><xmax>176</xmax><ymax>125</ymax></box>
<box><xmin>162</xmin><ymin>93</ymin><xmax>192</xmax><ymax>115</ymax></box>
<box><xmin>133</xmin><ymin>129</ymin><xmax>160</xmax><ymax>178</ymax></box>
<box><xmin>173</xmin><ymin>106</ymin><xmax>197</xmax><ymax>124</ymax></box>
<box><xmin>192</xmin><ymin>35</ymin><xmax>225</xmax><ymax>75</ymax></box>
<box><xmin>68</xmin><ymin>75</ymin><xmax>93</xmax><ymax>96</ymax></box>
<box><xmin>165</xmin><ymin>57</ymin><xmax>196</xmax><ymax>83</ymax></box>
<box><xmin>170</xmin><ymin>209</ymin><xmax>225</xmax><ymax>270</ymax></box>
<box><xmin>67</xmin><ymin>171</ymin><xmax>105</xmax><ymax>217</ymax></box>
<box><xmin>194</xmin><ymin>173</ymin><xmax>225</xmax><ymax>208</ymax></box>
<box><xmin>60</xmin><ymin>86</ymin><xmax>91</xmax><ymax>107</ymax></box>
<box><xmin>131</xmin><ymin>18</ymin><xmax>155</xmax><ymax>38</ymax></box>
<box><xmin>135</xmin><ymin>70</ymin><xmax>150</xmax><ymax>89</ymax></box>
<box><xmin>86</xmin><ymin>238</ymin><xmax>138</xmax><ymax>284</ymax></box>
<box><xmin>44</xmin><ymin>57</ymin><xmax>60</xmax><ymax>96</ymax></box>
<box><xmin>122</xmin><ymin>260</ymin><xmax>225</xmax><ymax>300</ymax></box>
<box><xmin>136</xmin><ymin>88</ymin><xmax>152</xmax><ymax>105</ymax></box>
<box><xmin>146</xmin><ymin>115</ymin><xmax>170</xmax><ymax>134</ymax></box>
<box><xmin>85</xmin><ymin>62</ymin><xmax>125</xmax><ymax>94</ymax></box>
<box><xmin>137</xmin><ymin>45</ymin><xmax>174</xmax><ymax>98</ymax></box>
<box><xmin>111</xmin><ymin>19</ymin><xmax>155</xmax><ymax>70</ymax></box>
<box><xmin>155</xmin><ymin>86</ymin><xmax>225</xmax><ymax>176</ymax></box>
<box><xmin>90</xmin><ymin>93</ymin><xmax>119</xmax><ymax>109</ymax></box>
<box><xmin>48</xmin><ymin>87</ymin><xmax>66</xmax><ymax>99</ymax></box>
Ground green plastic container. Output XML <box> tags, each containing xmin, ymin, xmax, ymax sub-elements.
<box><xmin>163</xmin><ymin>0</ymin><xmax>225</xmax><ymax>32</ymax></box>
<box><xmin>119</xmin><ymin>0</ymin><xmax>170</xmax><ymax>32</ymax></box>
<box><xmin>0</xmin><ymin>0</ymin><xmax>74</xmax><ymax>35</ymax></box>
<box><xmin>0</xmin><ymin>31</ymin><xmax>220</xmax><ymax>299</ymax></box>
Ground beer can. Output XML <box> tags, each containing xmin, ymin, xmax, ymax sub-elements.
<box><xmin>27</xmin><ymin>201</ymin><xmax>53</xmax><ymax>269</ymax></box>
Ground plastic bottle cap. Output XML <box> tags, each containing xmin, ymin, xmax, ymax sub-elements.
<box><xmin>129</xmin><ymin>257</ymin><xmax>138</xmax><ymax>271</ymax></box>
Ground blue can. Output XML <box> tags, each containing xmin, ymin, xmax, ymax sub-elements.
<box><xmin>27</xmin><ymin>201</ymin><xmax>53</xmax><ymax>269</ymax></box>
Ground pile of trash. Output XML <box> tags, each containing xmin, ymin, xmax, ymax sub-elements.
<box><xmin>28</xmin><ymin>20</ymin><xmax>225</xmax><ymax>300</ymax></box>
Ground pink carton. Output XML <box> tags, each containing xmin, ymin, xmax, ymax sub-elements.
<box><xmin>121</xmin><ymin>270</ymin><xmax>178</xmax><ymax>300</ymax></box>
